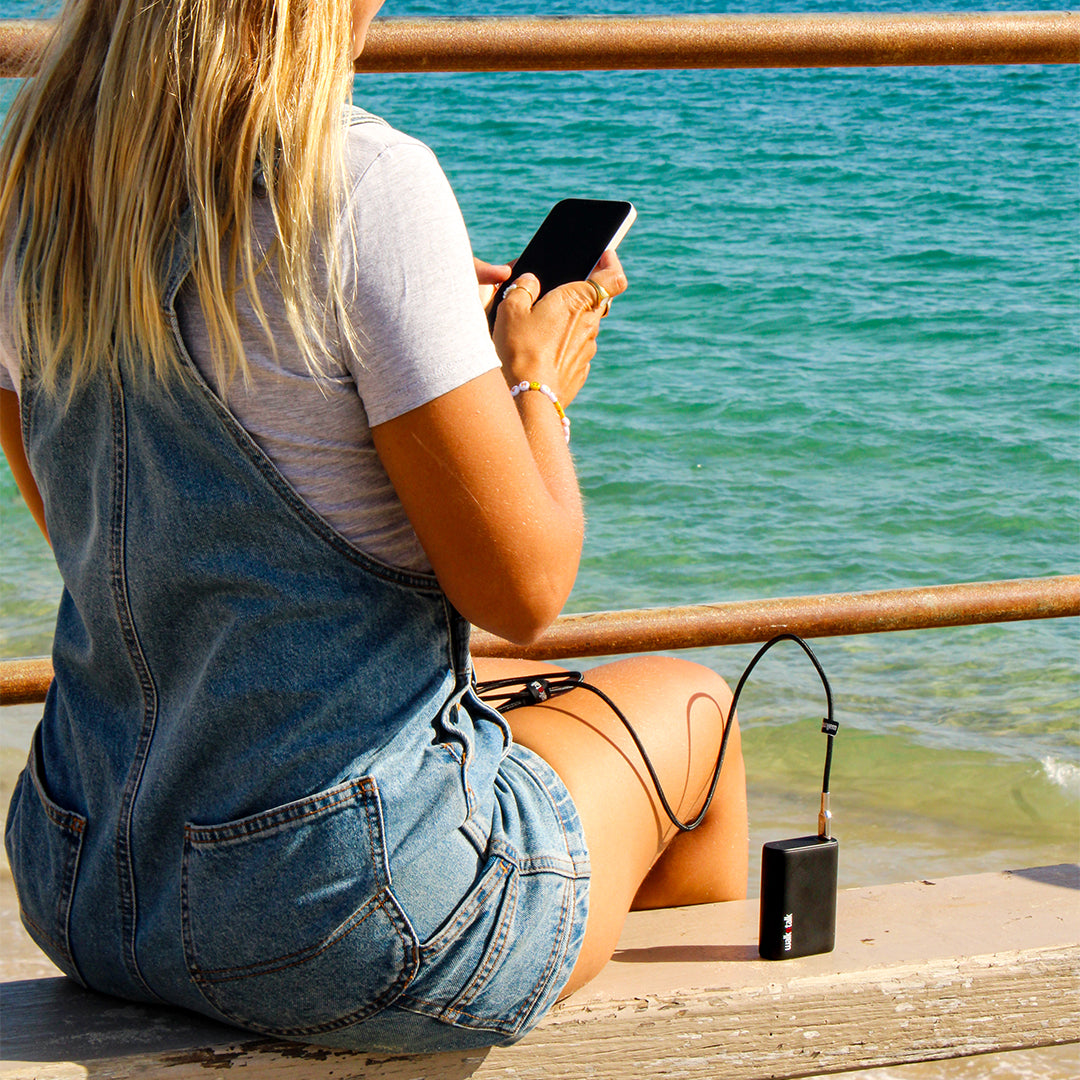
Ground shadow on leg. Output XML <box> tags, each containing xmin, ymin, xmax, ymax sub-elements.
<box><xmin>472</xmin><ymin>653</ymin><xmax>748</xmax><ymax>997</ymax></box>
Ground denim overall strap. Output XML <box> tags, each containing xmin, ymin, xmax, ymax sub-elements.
<box><xmin>7</xmin><ymin>218</ymin><xmax>477</xmax><ymax>1010</ymax></box>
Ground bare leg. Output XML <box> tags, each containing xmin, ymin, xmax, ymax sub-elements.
<box><xmin>472</xmin><ymin>654</ymin><xmax>748</xmax><ymax>997</ymax></box>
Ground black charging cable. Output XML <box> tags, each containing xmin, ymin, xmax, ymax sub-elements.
<box><xmin>733</xmin><ymin>634</ymin><xmax>838</xmax><ymax>839</ymax></box>
<box><xmin>475</xmin><ymin>632</ymin><xmax>837</xmax><ymax>835</ymax></box>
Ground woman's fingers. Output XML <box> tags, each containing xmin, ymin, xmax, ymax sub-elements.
<box><xmin>493</xmin><ymin>258</ymin><xmax>629</xmax><ymax>407</ymax></box>
<box><xmin>499</xmin><ymin>272</ymin><xmax>541</xmax><ymax>309</ymax></box>
<box><xmin>474</xmin><ymin>256</ymin><xmax>513</xmax><ymax>285</ymax></box>
<box><xmin>474</xmin><ymin>257</ymin><xmax>513</xmax><ymax>310</ymax></box>
<box><xmin>550</xmin><ymin>249</ymin><xmax>628</xmax><ymax>322</ymax></box>
<box><xmin>589</xmin><ymin>249</ymin><xmax>629</xmax><ymax>298</ymax></box>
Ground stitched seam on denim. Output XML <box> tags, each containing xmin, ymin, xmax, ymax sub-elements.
<box><xmin>462</xmin><ymin>747</ymin><xmax>478</xmax><ymax>816</ymax></box>
<box><xmin>414</xmin><ymin>858</ymin><xmax>511</xmax><ymax>964</ymax></box>
<box><xmin>21</xmin><ymin>842</ymin><xmax>89</xmax><ymax>990</ymax></box>
<box><xmin>452</xmin><ymin>867</ymin><xmax>519</xmax><ymax>1013</ymax></box>
<box><xmin>179</xmin><ymin>836</ymin><xmax>196</xmax><ymax>986</ymax></box>
<box><xmin>510</xmin><ymin>748</ymin><xmax>590</xmax><ymax>872</ymax></box>
<box><xmin>19</xmin><ymin>906</ymin><xmax>70</xmax><ymax>964</ymax></box>
<box><xmin>438</xmin><ymin>868</ymin><xmax>577</xmax><ymax>1033</ymax></box>
<box><xmin>451</xmin><ymin>871</ymin><xmax>574</xmax><ymax>1033</ymax></box>
<box><xmin>405</xmin><ymin>861</ymin><xmax>520</xmax><ymax>1019</ymax></box>
<box><xmin>187</xmin><ymin>899</ymin><xmax>416</xmax><ymax>1037</ymax></box>
<box><xmin>184</xmin><ymin>779</ymin><xmax>375</xmax><ymax>844</ymax></box>
<box><xmin>21</xmin><ymin>655</ymin><xmax>90</xmax><ymax>987</ymax></box>
<box><xmin>251</xmin><ymin>954</ymin><xmax>415</xmax><ymax>1038</ymax></box>
<box><xmin>396</xmin><ymin>882</ymin><xmax>578</xmax><ymax>1033</ymax></box>
<box><xmin>364</xmin><ymin>783</ymin><xmax>397</xmax><ymax>893</ymax></box>
<box><xmin>466</xmin><ymin>872</ymin><xmax>566</xmax><ymax>1032</ymax></box>
<box><xmin>515</xmin><ymin>855</ymin><xmax>578</xmax><ymax>877</ymax></box>
<box><xmin>28</xmin><ymin>753</ymin><xmax>87</xmax><ymax>836</ymax></box>
<box><xmin>18</xmin><ymin>901</ymin><xmax>90</xmax><ymax>988</ymax></box>
<box><xmin>513</xmin><ymin>870</ymin><xmax>575</xmax><ymax>1028</ymax></box>
<box><xmin>193</xmin><ymin>893</ymin><xmax>395</xmax><ymax>981</ymax></box>
<box><xmin>39</xmin><ymin>803</ymin><xmax>85</xmax><ymax>833</ymax></box>
<box><xmin>262</xmin><ymin>974</ymin><xmax>409</xmax><ymax>1037</ymax></box>
<box><xmin>108</xmin><ymin>369</ymin><xmax>162</xmax><ymax>1002</ymax></box>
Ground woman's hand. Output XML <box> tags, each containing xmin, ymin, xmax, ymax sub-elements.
<box><xmin>474</xmin><ymin>256</ymin><xmax>512</xmax><ymax>312</ymax></box>
<box><xmin>491</xmin><ymin>250</ymin><xmax>627</xmax><ymax>408</ymax></box>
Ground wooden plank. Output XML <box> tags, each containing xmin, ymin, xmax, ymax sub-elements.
<box><xmin>1</xmin><ymin>865</ymin><xmax>1077</xmax><ymax>1079</ymax></box>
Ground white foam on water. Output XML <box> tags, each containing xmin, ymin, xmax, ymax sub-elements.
<box><xmin>1041</xmin><ymin>756</ymin><xmax>1080</xmax><ymax>801</ymax></box>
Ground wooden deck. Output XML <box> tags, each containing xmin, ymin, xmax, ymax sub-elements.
<box><xmin>2</xmin><ymin>863</ymin><xmax>1076</xmax><ymax>1079</ymax></box>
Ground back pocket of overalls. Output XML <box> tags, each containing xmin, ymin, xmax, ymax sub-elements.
<box><xmin>181</xmin><ymin>776</ymin><xmax>418</xmax><ymax>1037</ymax></box>
<box><xmin>3</xmin><ymin>728</ymin><xmax>88</xmax><ymax>984</ymax></box>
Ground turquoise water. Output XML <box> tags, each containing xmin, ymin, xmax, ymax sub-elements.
<box><xmin>1</xmin><ymin>0</ymin><xmax>1077</xmax><ymax>891</ymax></box>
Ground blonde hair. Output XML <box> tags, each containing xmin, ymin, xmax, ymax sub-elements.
<box><xmin>0</xmin><ymin>0</ymin><xmax>356</xmax><ymax>396</ymax></box>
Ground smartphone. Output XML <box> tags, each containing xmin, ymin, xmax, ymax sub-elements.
<box><xmin>488</xmin><ymin>198</ymin><xmax>636</xmax><ymax>330</ymax></box>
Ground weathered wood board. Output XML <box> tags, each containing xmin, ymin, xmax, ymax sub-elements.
<box><xmin>2</xmin><ymin>865</ymin><xmax>1077</xmax><ymax>1079</ymax></box>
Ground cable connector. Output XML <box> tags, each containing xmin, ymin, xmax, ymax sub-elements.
<box><xmin>818</xmin><ymin>792</ymin><xmax>832</xmax><ymax>840</ymax></box>
<box><xmin>526</xmin><ymin>678</ymin><xmax>551</xmax><ymax>703</ymax></box>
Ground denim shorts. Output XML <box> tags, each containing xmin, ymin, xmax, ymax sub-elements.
<box><xmin>177</xmin><ymin>694</ymin><xmax>590</xmax><ymax>1053</ymax></box>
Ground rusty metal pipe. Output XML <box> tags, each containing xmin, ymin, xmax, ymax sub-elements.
<box><xmin>471</xmin><ymin>575</ymin><xmax>1080</xmax><ymax>660</ymax></box>
<box><xmin>4</xmin><ymin>577</ymin><xmax>1076</xmax><ymax>705</ymax></box>
<box><xmin>355</xmin><ymin>14</ymin><xmax>1080</xmax><ymax>72</ymax></box>
<box><xmin>1</xmin><ymin>656</ymin><xmax>52</xmax><ymax>707</ymax></box>
<box><xmin>1</xmin><ymin>14</ymin><xmax>1077</xmax><ymax>78</ymax></box>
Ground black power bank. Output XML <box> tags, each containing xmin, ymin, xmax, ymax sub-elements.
<box><xmin>758</xmin><ymin>835</ymin><xmax>839</xmax><ymax>960</ymax></box>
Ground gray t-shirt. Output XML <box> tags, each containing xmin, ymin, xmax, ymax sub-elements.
<box><xmin>1</xmin><ymin>116</ymin><xmax>501</xmax><ymax>571</ymax></box>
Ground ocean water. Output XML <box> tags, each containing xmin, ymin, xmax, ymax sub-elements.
<box><xmin>0</xmin><ymin>0</ymin><xmax>1077</xmax><ymax>938</ymax></box>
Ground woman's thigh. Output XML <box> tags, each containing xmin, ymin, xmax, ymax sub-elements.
<box><xmin>472</xmin><ymin>653</ymin><xmax>746</xmax><ymax>995</ymax></box>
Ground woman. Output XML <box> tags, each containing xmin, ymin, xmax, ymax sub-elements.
<box><xmin>0</xmin><ymin>0</ymin><xmax>747</xmax><ymax>1052</ymax></box>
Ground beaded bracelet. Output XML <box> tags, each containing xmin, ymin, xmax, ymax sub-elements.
<box><xmin>510</xmin><ymin>380</ymin><xmax>571</xmax><ymax>444</ymax></box>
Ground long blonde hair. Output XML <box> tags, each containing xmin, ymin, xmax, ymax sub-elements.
<box><xmin>0</xmin><ymin>0</ymin><xmax>356</xmax><ymax>396</ymax></box>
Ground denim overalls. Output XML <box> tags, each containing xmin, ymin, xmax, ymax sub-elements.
<box><xmin>5</xmin><ymin>222</ymin><xmax>589</xmax><ymax>1051</ymax></box>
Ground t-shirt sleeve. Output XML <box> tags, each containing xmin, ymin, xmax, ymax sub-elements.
<box><xmin>338</xmin><ymin>135</ymin><xmax>500</xmax><ymax>427</ymax></box>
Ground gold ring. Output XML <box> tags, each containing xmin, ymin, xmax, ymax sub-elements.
<box><xmin>586</xmin><ymin>278</ymin><xmax>612</xmax><ymax>315</ymax></box>
<box><xmin>503</xmin><ymin>282</ymin><xmax>537</xmax><ymax>305</ymax></box>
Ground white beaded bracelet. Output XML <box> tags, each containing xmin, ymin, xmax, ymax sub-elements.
<box><xmin>510</xmin><ymin>380</ymin><xmax>571</xmax><ymax>444</ymax></box>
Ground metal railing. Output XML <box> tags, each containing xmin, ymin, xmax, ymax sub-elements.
<box><xmin>0</xmin><ymin>13</ymin><xmax>1078</xmax><ymax>77</ymax></box>
<box><xmin>471</xmin><ymin>576</ymin><xmax>1080</xmax><ymax>660</ymax></box>
<box><xmin>3</xmin><ymin>577</ymin><xmax>1078</xmax><ymax>703</ymax></box>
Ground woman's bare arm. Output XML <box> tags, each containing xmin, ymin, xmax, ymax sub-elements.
<box><xmin>0</xmin><ymin>387</ymin><xmax>49</xmax><ymax>544</ymax></box>
<box><xmin>372</xmin><ymin>258</ymin><xmax>625</xmax><ymax>644</ymax></box>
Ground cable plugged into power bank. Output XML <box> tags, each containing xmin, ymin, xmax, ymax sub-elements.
<box><xmin>477</xmin><ymin>632</ymin><xmax>841</xmax><ymax>959</ymax></box>
<box><xmin>742</xmin><ymin>636</ymin><xmax>840</xmax><ymax>960</ymax></box>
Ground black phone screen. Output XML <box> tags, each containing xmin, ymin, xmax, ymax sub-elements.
<box><xmin>489</xmin><ymin>198</ymin><xmax>634</xmax><ymax>327</ymax></box>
